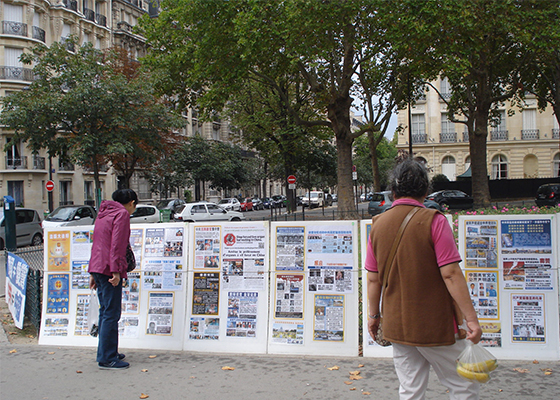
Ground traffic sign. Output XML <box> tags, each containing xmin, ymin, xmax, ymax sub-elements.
<box><xmin>46</xmin><ymin>180</ymin><xmax>55</xmax><ymax>192</ymax></box>
<box><xmin>287</xmin><ymin>175</ymin><xmax>296</xmax><ymax>184</ymax></box>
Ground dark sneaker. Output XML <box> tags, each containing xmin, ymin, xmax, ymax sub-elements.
<box><xmin>117</xmin><ymin>353</ymin><xmax>126</xmax><ymax>360</ymax></box>
<box><xmin>98</xmin><ymin>360</ymin><xmax>130</xmax><ymax>370</ymax></box>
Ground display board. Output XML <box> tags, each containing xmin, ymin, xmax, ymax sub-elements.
<box><xmin>5</xmin><ymin>252</ymin><xmax>30</xmax><ymax>329</ymax></box>
<box><xmin>458</xmin><ymin>214</ymin><xmax>559</xmax><ymax>360</ymax></box>
<box><xmin>183</xmin><ymin>221</ymin><xmax>270</xmax><ymax>354</ymax></box>
<box><xmin>267</xmin><ymin>221</ymin><xmax>359</xmax><ymax>356</ymax></box>
<box><xmin>38</xmin><ymin>223</ymin><xmax>188</xmax><ymax>350</ymax></box>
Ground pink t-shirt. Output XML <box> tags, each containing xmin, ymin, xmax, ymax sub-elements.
<box><xmin>364</xmin><ymin>199</ymin><xmax>461</xmax><ymax>273</ymax></box>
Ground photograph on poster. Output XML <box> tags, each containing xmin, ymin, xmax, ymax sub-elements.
<box><xmin>192</xmin><ymin>272</ymin><xmax>220</xmax><ymax>315</ymax></box>
<box><xmin>74</xmin><ymin>294</ymin><xmax>90</xmax><ymax>336</ymax></box>
<box><xmin>44</xmin><ymin>317</ymin><xmax>69</xmax><ymax>336</ymax></box>
<box><xmin>189</xmin><ymin>317</ymin><xmax>220</xmax><ymax>340</ymax></box>
<box><xmin>144</xmin><ymin>228</ymin><xmax>165</xmax><ymax>258</ymax></box>
<box><xmin>47</xmin><ymin>231</ymin><xmax>71</xmax><ymax>271</ymax></box>
<box><xmin>275</xmin><ymin>274</ymin><xmax>304</xmax><ymax>319</ymax></box>
<box><xmin>194</xmin><ymin>226</ymin><xmax>221</xmax><ymax>269</ymax></box>
<box><xmin>275</xmin><ymin>227</ymin><xmax>305</xmax><ymax>271</ymax></box>
<box><xmin>71</xmin><ymin>261</ymin><xmax>89</xmax><ymax>289</ymax></box>
<box><xmin>465</xmin><ymin>271</ymin><xmax>499</xmax><ymax>319</ymax></box>
<box><xmin>47</xmin><ymin>273</ymin><xmax>70</xmax><ymax>314</ymax></box>
<box><xmin>307</xmin><ymin>229</ymin><xmax>353</xmax><ymax>254</ymax></box>
<box><xmin>464</xmin><ymin>221</ymin><xmax>498</xmax><ymax>268</ymax></box>
<box><xmin>146</xmin><ymin>292</ymin><xmax>174</xmax><ymax>335</ymax></box>
<box><xmin>122</xmin><ymin>272</ymin><xmax>141</xmax><ymax>314</ymax></box>
<box><xmin>308</xmin><ymin>265</ymin><xmax>353</xmax><ymax>293</ymax></box>
<box><xmin>511</xmin><ymin>294</ymin><xmax>546</xmax><ymax>343</ymax></box>
<box><xmin>313</xmin><ymin>294</ymin><xmax>344</xmax><ymax>341</ymax></box>
<box><xmin>226</xmin><ymin>292</ymin><xmax>258</xmax><ymax>337</ymax></box>
<box><xmin>271</xmin><ymin>321</ymin><xmax>304</xmax><ymax>344</ymax></box>
<box><xmin>480</xmin><ymin>322</ymin><xmax>502</xmax><ymax>347</ymax></box>
<box><xmin>130</xmin><ymin>228</ymin><xmax>144</xmax><ymax>268</ymax></box>
<box><xmin>118</xmin><ymin>316</ymin><xmax>139</xmax><ymax>338</ymax></box>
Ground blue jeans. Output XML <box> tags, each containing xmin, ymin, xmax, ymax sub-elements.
<box><xmin>91</xmin><ymin>273</ymin><xmax>122</xmax><ymax>364</ymax></box>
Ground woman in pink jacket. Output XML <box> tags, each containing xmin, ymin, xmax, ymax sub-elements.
<box><xmin>89</xmin><ymin>189</ymin><xmax>137</xmax><ymax>370</ymax></box>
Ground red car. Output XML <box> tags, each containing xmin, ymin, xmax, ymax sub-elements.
<box><xmin>240</xmin><ymin>198</ymin><xmax>253</xmax><ymax>211</ymax></box>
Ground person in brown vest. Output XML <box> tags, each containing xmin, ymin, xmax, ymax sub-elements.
<box><xmin>366</xmin><ymin>159</ymin><xmax>482</xmax><ymax>399</ymax></box>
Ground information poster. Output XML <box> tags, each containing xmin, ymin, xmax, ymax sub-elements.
<box><xmin>275</xmin><ymin>227</ymin><xmax>305</xmax><ymax>270</ymax></box>
<box><xmin>313</xmin><ymin>294</ymin><xmax>344</xmax><ymax>341</ymax></box>
<box><xmin>465</xmin><ymin>220</ymin><xmax>498</xmax><ymax>269</ymax></box>
<box><xmin>511</xmin><ymin>294</ymin><xmax>545</xmax><ymax>343</ymax></box>
<box><xmin>5</xmin><ymin>253</ymin><xmax>29</xmax><ymax>329</ymax></box>
<box><xmin>226</xmin><ymin>292</ymin><xmax>258</xmax><ymax>337</ymax></box>
<box><xmin>274</xmin><ymin>273</ymin><xmax>304</xmax><ymax>319</ymax></box>
<box><xmin>465</xmin><ymin>271</ymin><xmax>499</xmax><ymax>319</ymax></box>
<box><xmin>46</xmin><ymin>273</ymin><xmax>70</xmax><ymax>314</ymax></box>
<box><xmin>47</xmin><ymin>231</ymin><xmax>71</xmax><ymax>271</ymax></box>
<box><xmin>271</xmin><ymin>321</ymin><xmax>304</xmax><ymax>344</ymax></box>
<box><xmin>193</xmin><ymin>226</ymin><xmax>221</xmax><ymax>269</ymax></box>
<box><xmin>146</xmin><ymin>292</ymin><xmax>174</xmax><ymax>335</ymax></box>
<box><xmin>192</xmin><ymin>272</ymin><xmax>220</xmax><ymax>315</ymax></box>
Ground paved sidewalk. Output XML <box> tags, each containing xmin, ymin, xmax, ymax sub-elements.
<box><xmin>1</xmin><ymin>322</ymin><xmax>559</xmax><ymax>400</ymax></box>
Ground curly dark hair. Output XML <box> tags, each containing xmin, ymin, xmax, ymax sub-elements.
<box><xmin>112</xmin><ymin>188</ymin><xmax>138</xmax><ymax>205</ymax></box>
<box><xmin>389</xmin><ymin>158</ymin><xmax>430</xmax><ymax>199</ymax></box>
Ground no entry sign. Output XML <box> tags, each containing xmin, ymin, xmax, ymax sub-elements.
<box><xmin>46</xmin><ymin>180</ymin><xmax>55</xmax><ymax>192</ymax></box>
<box><xmin>287</xmin><ymin>175</ymin><xmax>296</xmax><ymax>184</ymax></box>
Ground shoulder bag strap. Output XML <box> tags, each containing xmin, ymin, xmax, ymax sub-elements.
<box><xmin>382</xmin><ymin>207</ymin><xmax>421</xmax><ymax>289</ymax></box>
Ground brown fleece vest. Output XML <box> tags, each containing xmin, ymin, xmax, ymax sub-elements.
<box><xmin>371</xmin><ymin>205</ymin><xmax>458</xmax><ymax>346</ymax></box>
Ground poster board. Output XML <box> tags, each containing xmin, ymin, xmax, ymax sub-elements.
<box><xmin>458</xmin><ymin>214</ymin><xmax>559</xmax><ymax>360</ymax></box>
<box><xmin>183</xmin><ymin>221</ymin><xmax>270</xmax><ymax>354</ymax></box>
<box><xmin>267</xmin><ymin>221</ymin><xmax>359</xmax><ymax>356</ymax></box>
<box><xmin>38</xmin><ymin>223</ymin><xmax>188</xmax><ymax>351</ymax></box>
<box><xmin>5</xmin><ymin>252</ymin><xmax>30</xmax><ymax>329</ymax></box>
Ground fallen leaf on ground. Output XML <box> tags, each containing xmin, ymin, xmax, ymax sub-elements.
<box><xmin>9</xmin><ymin>332</ymin><xmax>16</xmax><ymax>335</ymax></box>
<box><xmin>541</xmin><ymin>368</ymin><xmax>552</xmax><ymax>372</ymax></box>
<box><xmin>141</xmin><ymin>369</ymin><xmax>148</xmax><ymax>372</ymax></box>
<box><xmin>344</xmin><ymin>381</ymin><xmax>353</xmax><ymax>385</ymax></box>
<box><xmin>363</xmin><ymin>392</ymin><xmax>371</xmax><ymax>395</ymax></box>
<box><xmin>499</xmin><ymin>389</ymin><xmax>503</xmax><ymax>392</ymax></box>
<box><xmin>349</xmin><ymin>388</ymin><xmax>356</xmax><ymax>391</ymax></box>
<box><xmin>533</xmin><ymin>360</ymin><xmax>539</xmax><ymax>364</ymax></box>
<box><xmin>48</xmin><ymin>352</ymin><xmax>55</xmax><ymax>355</ymax></box>
<box><xmin>358</xmin><ymin>364</ymin><xmax>364</xmax><ymax>368</ymax></box>
<box><xmin>349</xmin><ymin>370</ymin><xmax>361</xmax><ymax>375</ymax></box>
<box><xmin>350</xmin><ymin>375</ymin><xmax>363</xmax><ymax>380</ymax></box>
<box><xmin>148</xmin><ymin>355</ymin><xmax>157</xmax><ymax>359</ymax></box>
<box><xmin>327</xmin><ymin>365</ymin><xmax>339</xmax><ymax>370</ymax></box>
<box><xmin>27</xmin><ymin>335</ymin><xmax>35</xmax><ymax>338</ymax></box>
<box><xmin>139</xmin><ymin>394</ymin><xmax>149</xmax><ymax>399</ymax></box>
<box><xmin>9</xmin><ymin>349</ymin><xmax>17</xmax><ymax>354</ymax></box>
<box><xmin>222</xmin><ymin>366</ymin><xmax>235</xmax><ymax>370</ymax></box>
<box><xmin>76</xmin><ymin>370</ymin><xmax>82</xmax><ymax>374</ymax></box>
<box><xmin>513</xmin><ymin>368</ymin><xmax>529</xmax><ymax>373</ymax></box>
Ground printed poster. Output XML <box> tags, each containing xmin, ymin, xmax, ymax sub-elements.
<box><xmin>71</xmin><ymin>229</ymin><xmax>93</xmax><ymax>260</ymax></box>
<box><xmin>47</xmin><ymin>231</ymin><xmax>71</xmax><ymax>271</ymax></box>
<box><xmin>189</xmin><ymin>317</ymin><xmax>219</xmax><ymax>340</ymax></box>
<box><xmin>226</xmin><ymin>292</ymin><xmax>258</xmax><ymax>337</ymax></box>
<box><xmin>74</xmin><ymin>294</ymin><xmax>90</xmax><ymax>336</ymax></box>
<box><xmin>192</xmin><ymin>272</ymin><xmax>220</xmax><ymax>315</ymax></box>
<box><xmin>5</xmin><ymin>253</ymin><xmax>29</xmax><ymax>329</ymax></box>
<box><xmin>46</xmin><ymin>273</ymin><xmax>70</xmax><ymax>314</ymax></box>
<box><xmin>271</xmin><ymin>321</ymin><xmax>304</xmax><ymax>344</ymax></box>
<box><xmin>274</xmin><ymin>274</ymin><xmax>304</xmax><ymax>319</ymax></box>
<box><xmin>275</xmin><ymin>227</ymin><xmax>305</xmax><ymax>271</ymax></box>
<box><xmin>146</xmin><ymin>292</ymin><xmax>174</xmax><ymax>335</ymax></box>
<box><xmin>313</xmin><ymin>294</ymin><xmax>344</xmax><ymax>341</ymax></box>
<box><xmin>511</xmin><ymin>294</ymin><xmax>545</xmax><ymax>343</ymax></box>
<box><xmin>119</xmin><ymin>316</ymin><xmax>140</xmax><ymax>338</ymax></box>
<box><xmin>122</xmin><ymin>272</ymin><xmax>141</xmax><ymax>314</ymax></box>
<box><xmin>465</xmin><ymin>271</ymin><xmax>499</xmax><ymax>319</ymax></box>
<box><xmin>480</xmin><ymin>322</ymin><xmax>502</xmax><ymax>347</ymax></box>
<box><xmin>193</xmin><ymin>226</ymin><xmax>221</xmax><ymax>269</ymax></box>
<box><xmin>464</xmin><ymin>220</ymin><xmax>498</xmax><ymax>268</ymax></box>
<box><xmin>71</xmin><ymin>261</ymin><xmax>89</xmax><ymax>289</ymax></box>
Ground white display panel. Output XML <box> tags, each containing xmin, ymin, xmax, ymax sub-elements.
<box><xmin>39</xmin><ymin>223</ymin><xmax>188</xmax><ymax>351</ymax></box>
<box><xmin>267</xmin><ymin>221</ymin><xmax>359</xmax><ymax>356</ymax></box>
<box><xmin>182</xmin><ymin>221</ymin><xmax>270</xmax><ymax>354</ymax></box>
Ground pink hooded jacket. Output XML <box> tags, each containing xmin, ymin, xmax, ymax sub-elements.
<box><xmin>88</xmin><ymin>200</ymin><xmax>131</xmax><ymax>279</ymax></box>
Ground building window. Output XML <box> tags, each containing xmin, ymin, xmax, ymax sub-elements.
<box><xmin>465</xmin><ymin>155</ymin><xmax>471</xmax><ymax>173</ymax></box>
<box><xmin>441</xmin><ymin>156</ymin><xmax>456</xmax><ymax>181</ymax></box>
<box><xmin>411</xmin><ymin>114</ymin><xmax>426</xmax><ymax>143</ymax></box>
<box><xmin>522</xmin><ymin>109</ymin><xmax>539</xmax><ymax>139</ymax></box>
<box><xmin>554</xmin><ymin>153</ymin><xmax>560</xmax><ymax>177</ymax></box>
<box><xmin>440</xmin><ymin>113</ymin><xmax>456</xmax><ymax>142</ymax></box>
<box><xmin>440</xmin><ymin>77</ymin><xmax>452</xmax><ymax>100</ymax></box>
<box><xmin>491</xmin><ymin>154</ymin><xmax>508</xmax><ymax>179</ymax></box>
<box><xmin>60</xmin><ymin>181</ymin><xmax>73</xmax><ymax>205</ymax></box>
<box><xmin>84</xmin><ymin>181</ymin><xmax>94</xmax><ymax>206</ymax></box>
<box><xmin>8</xmin><ymin>181</ymin><xmax>24</xmax><ymax>206</ymax></box>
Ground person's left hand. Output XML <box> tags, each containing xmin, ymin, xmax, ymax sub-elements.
<box><xmin>368</xmin><ymin>317</ymin><xmax>380</xmax><ymax>341</ymax></box>
<box><xmin>109</xmin><ymin>272</ymin><xmax>120</xmax><ymax>287</ymax></box>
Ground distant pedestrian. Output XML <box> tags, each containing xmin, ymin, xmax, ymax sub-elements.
<box><xmin>89</xmin><ymin>189</ymin><xmax>137</xmax><ymax>370</ymax></box>
<box><xmin>366</xmin><ymin>159</ymin><xmax>482</xmax><ymax>399</ymax></box>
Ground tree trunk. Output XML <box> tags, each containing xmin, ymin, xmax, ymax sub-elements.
<box><xmin>92</xmin><ymin>159</ymin><xmax>102</xmax><ymax>209</ymax></box>
<box><xmin>367</xmin><ymin>131</ymin><xmax>381</xmax><ymax>192</ymax></box>
<box><xmin>470</xmin><ymin>110</ymin><xmax>491</xmax><ymax>208</ymax></box>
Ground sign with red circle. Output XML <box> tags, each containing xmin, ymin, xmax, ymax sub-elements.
<box><xmin>46</xmin><ymin>180</ymin><xmax>55</xmax><ymax>192</ymax></box>
<box><xmin>287</xmin><ymin>175</ymin><xmax>296</xmax><ymax>184</ymax></box>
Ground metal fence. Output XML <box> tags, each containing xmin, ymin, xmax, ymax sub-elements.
<box><xmin>5</xmin><ymin>246</ymin><xmax>44</xmax><ymax>333</ymax></box>
<box><xmin>251</xmin><ymin>208</ymin><xmax>372</xmax><ymax>222</ymax></box>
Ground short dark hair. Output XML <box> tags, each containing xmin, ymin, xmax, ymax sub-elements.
<box><xmin>389</xmin><ymin>159</ymin><xmax>430</xmax><ymax>199</ymax></box>
<box><xmin>112</xmin><ymin>189</ymin><xmax>138</xmax><ymax>205</ymax></box>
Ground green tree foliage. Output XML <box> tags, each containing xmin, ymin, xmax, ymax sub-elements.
<box><xmin>0</xmin><ymin>38</ymin><xmax>180</xmax><ymax>205</ymax></box>
<box><xmin>139</xmin><ymin>0</ymin><xmax>405</xmax><ymax>217</ymax></box>
<box><xmin>353</xmin><ymin>134</ymin><xmax>397</xmax><ymax>191</ymax></box>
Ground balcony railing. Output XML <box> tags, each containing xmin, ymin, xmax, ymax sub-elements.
<box><xmin>33</xmin><ymin>156</ymin><xmax>46</xmax><ymax>170</ymax></box>
<box><xmin>127</xmin><ymin>0</ymin><xmax>143</xmax><ymax>8</ymax></box>
<box><xmin>553</xmin><ymin>129</ymin><xmax>560</xmax><ymax>139</ymax></box>
<box><xmin>439</xmin><ymin>92</ymin><xmax>452</xmax><ymax>101</ymax></box>
<box><xmin>32</xmin><ymin>26</ymin><xmax>45</xmax><ymax>42</ymax></box>
<box><xmin>412</xmin><ymin>133</ymin><xmax>427</xmax><ymax>144</ymax></box>
<box><xmin>440</xmin><ymin>132</ymin><xmax>457</xmax><ymax>143</ymax></box>
<box><xmin>58</xmin><ymin>161</ymin><xmax>75</xmax><ymax>171</ymax></box>
<box><xmin>63</xmin><ymin>0</ymin><xmax>78</xmax><ymax>12</ymax></box>
<box><xmin>96</xmin><ymin>14</ymin><xmax>107</xmax><ymax>27</ymax></box>
<box><xmin>490</xmin><ymin>130</ymin><xmax>508</xmax><ymax>141</ymax></box>
<box><xmin>0</xmin><ymin>66</ymin><xmax>34</xmax><ymax>81</ymax></box>
<box><xmin>84</xmin><ymin>8</ymin><xmax>95</xmax><ymax>22</ymax></box>
<box><xmin>521</xmin><ymin>129</ymin><xmax>539</xmax><ymax>140</ymax></box>
<box><xmin>2</xmin><ymin>21</ymin><xmax>27</xmax><ymax>36</ymax></box>
<box><xmin>5</xmin><ymin>156</ymin><xmax>28</xmax><ymax>170</ymax></box>
<box><xmin>462</xmin><ymin>132</ymin><xmax>469</xmax><ymax>142</ymax></box>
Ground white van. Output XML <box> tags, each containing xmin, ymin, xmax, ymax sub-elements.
<box><xmin>301</xmin><ymin>191</ymin><xmax>325</xmax><ymax>208</ymax></box>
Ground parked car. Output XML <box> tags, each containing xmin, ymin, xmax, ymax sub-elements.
<box><xmin>426</xmin><ymin>190</ymin><xmax>473</xmax><ymax>209</ymax></box>
<box><xmin>218</xmin><ymin>198</ymin><xmax>242</xmax><ymax>212</ymax></box>
<box><xmin>262</xmin><ymin>197</ymin><xmax>273</xmax><ymax>209</ymax></box>
<box><xmin>252</xmin><ymin>198</ymin><xmax>264</xmax><ymax>210</ymax></box>
<box><xmin>535</xmin><ymin>183</ymin><xmax>560</xmax><ymax>207</ymax></box>
<box><xmin>301</xmin><ymin>191</ymin><xmax>325</xmax><ymax>208</ymax></box>
<box><xmin>130</xmin><ymin>204</ymin><xmax>161</xmax><ymax>224</ymax></box>
<box><xmin>156</xmin><ymin>199</ymin><xmax>187</xmax><ymax>214</ymax></box>
<box><xmin>271</xmin><ymin>195</ymin><xmax>285</xmax><ymax>208</ymax></box>
<box><xmin>332</xmin><ymin>194</ymin><xmax>338</xmax><ymax>203</ymax></box>
<box><xmin>325</xmin><ymin>193</ymin><xmax>334</xmax><ymax>207</ymax></box>
<box><xmin>42</xmin><ymin>205</ymin><xmax>97</xmax><ymax>229</ymax></box>
<box><xmin>240</xmin><ymin>198</ymin><xmax>254</xmax><ymax>211</ymax></box>
<box><xmin>0</xmin><ymin>208</ymin><xmax>43</xmax><ymax>250</ymax></box>
<box><xmin>368</xmin><ymin>191</ymin><xmax>443</xmax><ymax>216</ymax></box>
<box><xmin>174</xmin><ymin>202</ymin><xmax>245</xmax><ymax>222</ymax></box>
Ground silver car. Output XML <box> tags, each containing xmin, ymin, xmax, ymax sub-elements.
<box><xmin>130</xmin><ymin>204</ymin><xmax>161</xmax><ymax>224</ymax></box>
<box><xmin>0</xmin><ymin>208</ymin><xmax>43</xmax><ymax>249</ymax></box>
<box><xmin>42</xmin><ymin>205</ymin><xmax>97</xmax><ymax>229</ymax></box>
<box><xmin>175</xmin><ymin>202</ymin><xmax>245</xmax><ymax>222</ymax></box>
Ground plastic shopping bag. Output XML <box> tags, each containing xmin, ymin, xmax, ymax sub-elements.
<box><xmin>88</xmin><ymin>290</ymin><xmax>99</xmax><ymax>337</ymax></box>
<box><xmin>456</xmin><ymin>340</ymin><xmax>498</xmax><ymax>383</ymax></box>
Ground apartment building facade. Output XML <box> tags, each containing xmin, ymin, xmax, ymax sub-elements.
<box><xmin>397</xmin><ymin>78</ymin><xmax>560</xmax><ymax>182</ymax></box>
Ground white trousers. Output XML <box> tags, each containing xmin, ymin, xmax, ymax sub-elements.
<box><xmin>392</xmin><ymin>340</ymin><xmax>480</xmax><ymax>400</ymax></box>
